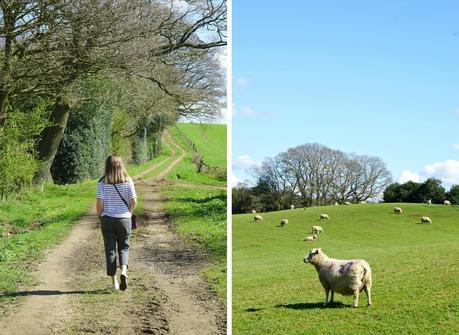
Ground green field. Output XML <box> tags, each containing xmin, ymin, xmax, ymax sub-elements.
<box><xmin>175</xmin><ymin>122</ymin><xmax>227</xmax><ymax>168</ymax></box>
<box><xmin>163</xmin><ymin>124</ymin><xmax>227</xmax><ymax>298</ymax></box>
<box><xmin>233</xmin><ymin>203</ymin><xmax>459</xmax><ymax>335</ymax></box>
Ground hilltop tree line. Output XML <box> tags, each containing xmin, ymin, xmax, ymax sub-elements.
<box><xmin>233</xmin><ymin>143</ymin><xmax>392</xmax><ymax>213</ymax></box>
<box><xmin>383</xmin><ymin>179</ymin><xmax>459</xmax><ymax>204</ymax></box>
<box><xmin>0</xmin><ymin>0</ymin><xmax>226</xmax><ymax>198</ymax></box>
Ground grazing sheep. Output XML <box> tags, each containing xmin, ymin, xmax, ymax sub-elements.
<box><xmin>304</xmin><ymin>235</ymin><xmax>317</xmax><ymax>242</ymax></box>
<box><xmin>254</xmin><ymin>215</ymin><xmax>263</xmax><ymax>222</ymax></box>
<box><xmin>303</xmin><ymin>248</ymin><xmax>372</xmax><ymax>308</ymax></box>
<box><xmin>359</xmin><ymin>201</ymin><xmax>367</xmax><ymax>204</ymax></box>
<box><xmin>444</xmin><ymin>200</ymin><xmax>451</xmax><ymax>206</ymax></box>
<box><xmin>335</xmin><ymin>202</ymin><xmax>339</xmax><ymax>206</ymax></box>
<box><xmin>393</xmin><ymin>207</ymin><xmax>402</xmax><ymax>214</ymax></box>
<box><xmin>251</xmin><ymin>209</ymin><xmax>257</xmax><ymax>214</ymax></box>
<box><xmin>312</xmin><ymin>225</ymin><xmax>323</xmax><ymax>234</ymax></box>
<box><xmin>291</xmin><ymin>204</ymin><xmax>295</xmax><ymax>210</ymax></box>
<box><xmin>344</xmin><ymin>201</ymin><xmax>352</xmax><ymax>205</ymax></box>
<box><xmin>319</xmin><ymin>214</ymin><xmax>330</xmax><ymax>220</ymax></box>
<box><xmin>426</xmin><ymin>200</ymin><xmax>431</xmax><ymax>206</ymax></box>
<box><xmin>280</xmin><ymin>219</ymin><xmax>289</xmax><ymax>226</ymax></box>
<box><xmin>421</xmin><ymin>216</ymin><xmax>432</xmax><ymax>224</ymax></box>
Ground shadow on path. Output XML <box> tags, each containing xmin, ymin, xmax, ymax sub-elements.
<box><xmin>1</xmin><ymin>289</ymin><xmax>110</xmax><ymax>298</ymax></box>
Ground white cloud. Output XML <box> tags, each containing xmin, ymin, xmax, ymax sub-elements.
<box><xmin>230</xmin><ymin>172</ymin><xmax>242</xmax><ymax>188</ymax></box>
<box><xmin>453</xmin><ymin>143</ymin><xmax>459</xmax><ymax>151</ymax></box>
<box><xmin>422</xmin><ymin>160</ymin><xmax>459</xmax><ymax>186</ymax></box>
<box><xmin>233</xmin><ymin>105</ymin><xmax>257</xmax><ymax>117</ymax></box>
<box><xmin>399</xmin><ymin>159</ymin><xmax>459</xmax><ymax>188</ymax></box>
<box><xmin>399</xmin><ymin>170</ymin><xmax>421</xmax><ymax>183</ymax></box>
<box><xmin>233</xmin><ymin>154</ymin><xmax>262</xmax><ymax>170</ymax></box>
<box><xmin>235</xmin><ymin>77</ymin><xmax>249</xmax><ymax>88</ymax></box>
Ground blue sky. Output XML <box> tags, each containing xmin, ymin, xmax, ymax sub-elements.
<box><xmin>232</xmin><ymin>0</ymin><xmax>459</xmax><ymax>189</ymax></box>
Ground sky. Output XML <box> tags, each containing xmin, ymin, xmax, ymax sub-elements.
<box><xmin>232</xmin><ymin>0</ymin><xmax>459</xmax><ymax>190</ymax></box>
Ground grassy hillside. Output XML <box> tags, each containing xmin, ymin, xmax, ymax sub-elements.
<box><xmin>233</xmin><ymin>203</ymin><xmax>459</xmax><ymax>335</ymax></box>
<box><xmin>163</xmin><ymin>125</ymin><xmax>227</xmax><ymax>298</ymax></box>
<box><xmin>175</xmin><ymin>123</ymin><xmax>226</xmax><ymax>168</ymax></box>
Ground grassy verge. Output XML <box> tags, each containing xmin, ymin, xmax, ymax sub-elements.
<box><xmin>0</xmin><ymin>149</ymin><xmax>169</xmax><ymax>308</ymax></box>
<box><xmin>232</xmin><ymin>203</ymin><xmax>459</xmax><ymax>334</ymax></box>
<box><xmin>162</xmin><ymin>126</ymin><xmax>227</xmax><ymax>299</ymax></box>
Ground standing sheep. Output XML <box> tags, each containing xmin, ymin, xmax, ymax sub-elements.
<box><xmin>304</xmin><ymin>235</ymin><xmax>317</xmax><ymax>242</ymax></box>
<box><xmin>254</xmin><ymin>215</ymin><xmax>263</xmax><ymax>222</ymax></box>
<box><xmin>421</xmin><ymin>216</ymin><xmax>432</xmax><ymax>224</ymax></box>
<box><xmin>319</xmin><ymin>214</ymin><xmax>330</xmax><ymax>220</ymax></box>
<box><xmin>303</xmin><ymin>248</ymin><xmax>372</xmax><ymax>308</ymax></box>
<box><xmin>280</xmin><ymin>219</ymin><xmax>289</xmax><ymax>226</ymax></box>
<box><xmin>444</xmin><ymin>200</ymin><xmax>451</xmax><ymax>206</ymax></box>
<box><xmin>393</xmin><ymin>207</ymin><xmax>402</xmax><ymax>214</ymax></box>
<box><xmin>290</xmin><ymin>204</ymin><xmax>295</xmax><ymax>210</ymax></box>
<box><xmin>426</xmin><ymin>200</ymin><xmax>431</xmax><ymax>206</ymax></box>
<box><xmin>335</xmin><ymin>202</ymin><xmax>339</xmax><ymax>206</ymax></box>
<box><xmin>359</xmin><ymin>201</ymin><xmax>367</xmax><ymax>204</ymax></box>
<box><xmin>311</xmin><ymin>225</ymin><xmax>323</xmax><ymax>234</ymax></box>
<box><xmin>251</xmin><ymin>209</ymin><xmax>257</xmax><ymax>214</ymax></box>
<box><xmin>344</xmin><ymin>201</ymin><xmax>352</xmax><ymax>205</ymax></box>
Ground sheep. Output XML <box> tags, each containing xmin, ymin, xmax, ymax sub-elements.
<box><xmin>359</xmin><ymin>201</ymin><xmax>367</xmax><ymax>204</ymax></box>
<box><xmin>444</xmin><ymin>200</ymin><xmax>451</xmax><ymax>206</ymax></box>
<box><xmin>280</xmin><ymin>219</ymin><xmax>289</xmax><ymax>226</ymax></box>
<box><xmin>290</xmin><ymin>204</ymin><xmax>295</xmax><ymax>210</ymax></box>
<box><xmin>426</xmin><ymin>200</ymin><xmax>431</xmax><ymax>206</ymax></box>
<box><xmin>344</xmin><ymin>201</ymin><xmax>352</xmax><ymax>205</ymax></box>
<box><xmin>421</xmin><ymin>216</ymin><xmax>432</xmax><ymax>224</ymax></box>
<box><xmin>393</xmin><ymin>207</ymin><xmax>402</xmax><ymax>214</ymax></box>
<box><xmin>303</xmin><ymin>248</ymin><xmax>372</xmax><ymax>308</ymax></box>
<box><xmin>319</xmin><ymin>213</ymin><xmax>330</xmax><ymax>220</ymax></box>
<box><xmin>254</xmin><ymin>215</ymin><xmax>263</xmax><ymax>222</ymax></box>
<box><xmin>251</xmin><ymin>209</ymin><xmax>257</xmax><ymax>214</ymax></box>
<box><xmin>304</xmin><ymin>235</ymin><xmax>317</xmax><ymax>242</ymax></box>
<box><xmin>312</xmin><ymin>225</ymin><xmax>323</xmax><ymax>234</ymax></box>
<box><xmin>335</xmin><ymin>202</ymin><xmax>339</xmax><ymax>206</ymax></box>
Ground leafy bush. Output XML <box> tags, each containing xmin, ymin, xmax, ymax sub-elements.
<box><xmin>0</xmin><ymin>103</ymin><xmax>49</xmax><ymax>199</ymax></box>
<box><xmin>51</xmin><ymin>78</ymin><xmax>114</xmax><ymax>184</ymax></box>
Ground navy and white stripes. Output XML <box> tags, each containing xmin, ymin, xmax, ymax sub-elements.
<box><xmin>96</xmin><ymin>177</ymin><xmax>137</xmax><ymax>218</ymax></box>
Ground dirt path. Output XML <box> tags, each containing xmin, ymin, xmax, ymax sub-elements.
<box><xmin>0</xmin><ymin>130</ymin><xmax>226</xmax><ymax>334</ymax></box>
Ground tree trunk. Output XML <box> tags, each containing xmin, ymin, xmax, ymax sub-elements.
<box><xmin>35</xmin><ymin>100</ymin><xmax>70</xmax><ymax>186</ymax></box>
<box><xmin>0</xmin><ymin>91</ymin><xmax>8</xmax><ymax>125</ymax></box>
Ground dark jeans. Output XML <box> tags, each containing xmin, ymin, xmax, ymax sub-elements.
<box><xmin>100</xmin><ymin>216</ymin><xmax>131</xmax><ymax>276</ymax></box>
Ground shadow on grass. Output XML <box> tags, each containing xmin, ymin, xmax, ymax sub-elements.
<box><xmin>275</xmin><ymin>301</ymin><xmax>349</xmax><ymax>310</ymax></box>
<box><xmin>1</xmin><ymin>289</ymin><xmax>110</xmax><ymax>298</ymax></box>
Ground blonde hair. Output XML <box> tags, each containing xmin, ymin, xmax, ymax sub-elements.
<box><xmin>103</xmin><ymin>154</ymin><xmax>129</xmax><ymax>184</ymax></box>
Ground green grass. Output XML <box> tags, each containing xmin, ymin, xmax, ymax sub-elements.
<box><xmin>168</xmin><ymin>126</ymin><xmax>226</xmax><ymax>187</ymax></box>
<box><xmin>162</xmin><ymin>126</ymin><xmax>227</xmax><ymax>299</ymax></box>
<box><xmin>175</xmin><ymin>122</ymin><xmax>227</xmax><ymax>168</ymax></box>
<box><xmin>233</xmin><ymin>203</ymin><xmax>459</xmax><ymax>335</ymax></box>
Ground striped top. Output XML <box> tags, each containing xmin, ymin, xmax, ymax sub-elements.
<box><xmin>96</xmin><ymin>177</ymin><xmax>137</xmax><ymax>218</ymax></box>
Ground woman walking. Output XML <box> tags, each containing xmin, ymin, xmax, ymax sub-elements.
<box><xmin>96</xmin><ymin>154</ymin><xmax>137</xmax><ymax>290</ymax></box>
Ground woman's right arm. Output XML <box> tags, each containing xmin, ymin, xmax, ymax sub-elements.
<box><xmin>96</xmin><ymin>199</ymin><xmax>104</xmax><ymax>217</ymax></box>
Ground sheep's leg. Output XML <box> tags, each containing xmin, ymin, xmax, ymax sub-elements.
<box><xmin>353</xmin><ymin>290</ymin><xmax>359</xmax><ymax>308</ymax></box>
<box><xmin>364</xmin><ymin>285</ymin><xmax>372</xmax><ymax>306</ymax></box>
<box><xmin>324</xmin><ymin>289</ymin><xmax>329</xmax><ymax>306</ymax></box>
<box><xmin>330</xmin><ymin>291</ymin><xmax>335</xmax><ymax>303</ymax></box>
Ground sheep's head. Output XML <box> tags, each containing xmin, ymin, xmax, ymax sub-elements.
<box><xmin>304</xmin><ymin>248</ymin><xmax>321</xmax><ymax>263</ymax></box>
